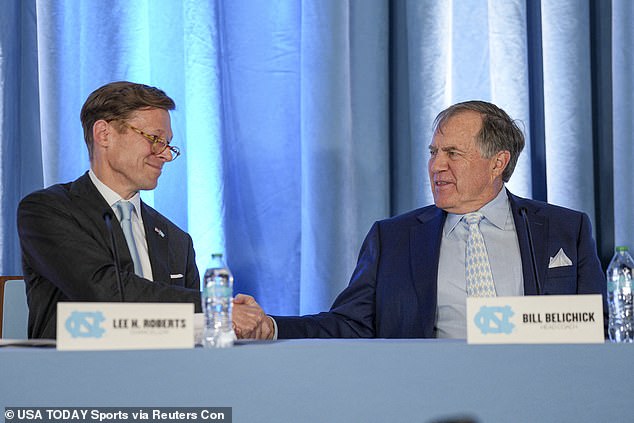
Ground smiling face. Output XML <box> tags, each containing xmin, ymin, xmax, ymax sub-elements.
<box><xmin>92</xmin><ymin>107</ymin><xmax>174</xmax><ymax>199</ymax></box>
<box><xmin>428</xmin><ymin>110</ymin><xmax>509</xmax><ymax>214</ymax></box>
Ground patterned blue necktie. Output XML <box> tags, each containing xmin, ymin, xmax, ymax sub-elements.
<box><xmin>465</xmin><ymin>212</ymin><xmax>496</xmax><ymax>297</ymax></box>
<box><xmin>116</xmin><ymin>201</ymin><xmax>142</xmax><ymax>276</ymax></box>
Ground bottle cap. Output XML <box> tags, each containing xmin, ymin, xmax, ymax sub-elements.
<box><xmin>615</xmin><ymin>246</ymin><xmax>629</xmax><ymax>252</ymax></box>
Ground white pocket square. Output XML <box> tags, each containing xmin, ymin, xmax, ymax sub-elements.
<box><xmin>548</xmin><ymin>248</ymin><xmax>572</xmax><ymax>268</ymax></box>
<box><xmin>170</xmin><ymin>274</ymin><xmax>184</xmax><ymax>279</ymax></box>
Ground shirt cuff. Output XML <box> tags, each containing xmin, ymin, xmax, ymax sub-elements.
<box><xmin>269</xmin><ymin>315</ymin><xmax>278</xmax><ymax>340</ymax></box>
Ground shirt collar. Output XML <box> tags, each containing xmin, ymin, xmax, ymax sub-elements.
<box><xmin>88</xmin><ymin>169</ymin><xmax>142</xmax><ymax>215</ymax></box>
<box><xmin>444</xmin><ymin>186</ymin><xmax>509</xmax><ymax>236</ymax></box>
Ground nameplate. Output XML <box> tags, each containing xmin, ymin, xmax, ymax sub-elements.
<box><xmin>57</xmin><ymin>303</ymin><xmax>194</xmax><ymax>350</ymax></box>
<box><xmin>466</xmin><ymin>295</ymin><xmax>604</xmax><ymax>344</ymax></box>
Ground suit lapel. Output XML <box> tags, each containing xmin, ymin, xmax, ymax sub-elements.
<box><xmin>69</xmin><ymin>172</ymin><xmax>136</xmax><ymax>274</ymax></box>
<box><xmin>142</xmin><ymin>203</ymin><xmax>169</xmax><ymax>284</ymax></box>
<box><xmin>410</xmin><ymin>206</ymin><xmax>446</xmax><ymax>336</ymax></box>
<box><xmin>508</xmin><ymin>192</ymin><xmax>548</xmax><ymax>295</ymax></box>
<box><xmin>69</xmin><ymin>172</ymin><xmax>112</xmax><ymax>234</ymax></box>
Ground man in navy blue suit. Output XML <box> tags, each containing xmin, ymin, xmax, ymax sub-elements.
<box><xmin>233</xmin><ymin>100</ymin><xmax>606</xmax><ymax>339</ymax></box>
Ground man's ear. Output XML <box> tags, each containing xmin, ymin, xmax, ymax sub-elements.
<box><xmin>492</xmin><ymin>150</ymin><xmax>511</xmax><ymax>177</ymax></box>
<box><xmin>93</xmin><ymin>120</ymin><xmax>110</xmax><ymax>148</ymax></box>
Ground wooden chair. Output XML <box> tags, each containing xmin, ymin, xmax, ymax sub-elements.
<box><xmin>0</xmin><ymin>276</ymin><xmax>27</xmax><ymax>338</ymax></box>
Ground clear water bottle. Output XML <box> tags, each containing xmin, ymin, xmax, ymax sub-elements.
<box><xmin>606</xmin><ymin>246</ymin><xmax>634</xmax><ymax>342</ymax></box>
<box><xmin>202</xmin><ymin>253</ymin><xmax>235</xmax><ymax>348</ymax></box>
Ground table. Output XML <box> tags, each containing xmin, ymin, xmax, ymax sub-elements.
<box><xmin>1</xmin><ymin>339</ymin><xmax>631</xmax><ymax>422</ymax></box>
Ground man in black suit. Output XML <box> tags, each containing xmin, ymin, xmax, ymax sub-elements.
<box><xmin>17</xmin><ymin>81</ymin><xmax>201</xmax><ymax>339</ymax></box>
<box><xmin>233</xmin><ymin>100</ymin><xmax>606</xmax><ymax>339</ymax></box>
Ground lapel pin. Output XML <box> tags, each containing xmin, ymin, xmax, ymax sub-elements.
<box><xmin>154</xmin><ymin>227</ymin><xmax>165</xmax><ymax>238</ymax></box>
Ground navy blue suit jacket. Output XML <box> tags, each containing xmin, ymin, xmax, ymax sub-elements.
<box><xmin>18</xmin><ymin>172</ymin><xmax>201</xmax><ymax>339</ymax></box>
<box><xmin>275</xmin><ymin>191</ymin><xmax>606</xmax><ymax>338</ymax></box>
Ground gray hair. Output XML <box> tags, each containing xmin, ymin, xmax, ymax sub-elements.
<box><xmin>432</xmin><ymin>100</ymin><xmax>525</xmax><ymax>182</ymax></box>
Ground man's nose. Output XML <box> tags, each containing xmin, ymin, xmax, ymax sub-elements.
<box><xmin>429</xmin><ymin>153</ymin><xmax>447</xmax><ymax>172</ymax></box>
<box><xmin>157</xmin><ymin>147</ymin><xmax>173</xmax><ymax>162</ymax></box>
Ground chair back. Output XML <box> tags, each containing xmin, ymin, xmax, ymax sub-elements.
<box><xmin>0</xmin><ymin>276</ymin><xmax>28</xmax><ymax>339</ymax></box>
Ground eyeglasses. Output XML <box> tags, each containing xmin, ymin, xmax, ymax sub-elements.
<box><xmin>122</xmin><ymin>122</ymin><xmax>181</xmax><ymax>161</ymax></box>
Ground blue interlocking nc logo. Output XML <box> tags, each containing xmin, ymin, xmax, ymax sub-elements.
<box><xmin>474</xmin><ymin>305</ymin><xmax>515</xmax><ymax>335</ymax></box>
<box><xmin>65</xmin><ymin>311</ymin><xmax>106</xmax><ymax>338</ymax></box>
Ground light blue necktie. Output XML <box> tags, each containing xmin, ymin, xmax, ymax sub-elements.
<box><xmin>465</xmin><ymin>212</ymin><xmax>496</xmax><ymax>297</ymax></box>
<box><xmin>116</xmin><ymin>201</ymin><xmax>142</xmax><ymax>276</ymax></box>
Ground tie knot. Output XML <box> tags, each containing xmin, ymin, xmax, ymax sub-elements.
<box><xmin>116</xmin><ymin>201</ymin><xmax>135</xmax><ymax>221</ymax></box>
<box><xmin>465</xmin><ymin>212</ymin><xmax>484</xmax><ymax>226</ymax></box>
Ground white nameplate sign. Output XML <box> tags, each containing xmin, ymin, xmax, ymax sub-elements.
<box><xmin>467</xmin><ymin>295</ymin><xmax>604</xmax><ymax>344</ymax></box>
<box><xmin>57</xmin><ymin>303</ymin><xmax>194</xmax><ymax>350</ymax></box>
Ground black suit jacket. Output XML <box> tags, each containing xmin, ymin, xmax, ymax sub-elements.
<box><xmin>275</xmin><ymin>191</ymin><xmax>606</xmax><ymax>338</ymax></box>
<box><xmin>17</xmin><ymin>172</ymin><xmax>201</xmax><ymax>339</ymax></box>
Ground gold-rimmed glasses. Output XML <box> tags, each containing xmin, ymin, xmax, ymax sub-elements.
<box><xmin>121</xmin><ymin>122</ymin><xmax>181</xmax><ymax>161</ymax></box>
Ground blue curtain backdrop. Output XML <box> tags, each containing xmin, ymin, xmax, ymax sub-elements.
<box><xmin>1</xmin><ymin>0</ymin><xmax>632</xmax><ymax>315</ymax></box>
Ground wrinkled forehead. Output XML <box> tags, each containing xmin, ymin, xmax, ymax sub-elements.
<box><xmin>431</xmin><ymin>111</ymin><xmax>482</xmax><ymax>147</ymax></box>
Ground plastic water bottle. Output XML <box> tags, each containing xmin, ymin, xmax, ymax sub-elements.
<box><xmin>202</xmin><ymin>253</ymin><xmax>235</xmax><ymax>348</ymax></box>
<box><xmin>606</xmin><ymin>246</ymin><xmax>634</xmax><ymax>342</ymax></box>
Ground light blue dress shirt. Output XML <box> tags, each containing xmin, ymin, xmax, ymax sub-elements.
<box><xmin>435</xmin><ymin>187</ymin><xmax>524</xmax><ymax>338</ymax></box>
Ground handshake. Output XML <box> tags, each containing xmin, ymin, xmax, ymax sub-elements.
<box><xmin>232</xmin><ymin>294</ymin><xmax>276</xmax><ymax>340</ymax></box>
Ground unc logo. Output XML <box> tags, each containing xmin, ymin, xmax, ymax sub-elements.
<box><xmin>474</xmin><ymin>305</ymin><xmax>515</xmax><ymax>334</ymax></box>
<box><xmin>65</xmin><ymin>311</ymin><xmax>106</xmax><ymax>338</ymax></box>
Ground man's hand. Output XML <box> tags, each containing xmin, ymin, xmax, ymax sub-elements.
<box><xmin>233</xmin><ymin>294</ymin><xmax>275</xmax><ymax>340</ymax></box>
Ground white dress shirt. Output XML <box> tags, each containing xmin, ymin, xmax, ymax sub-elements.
<box><xmin>89</xmin><ymin>170</ymin><xmax>154</xmax><ymax>281</ymax></box>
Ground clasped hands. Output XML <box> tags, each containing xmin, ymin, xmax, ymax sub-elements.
<box><xmin>232</xmin><ymin>294</ymin><xmax>275</xmax><ymax>340</ymax></box>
